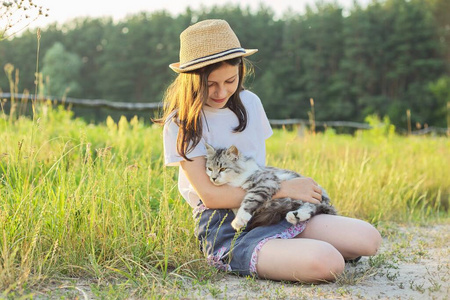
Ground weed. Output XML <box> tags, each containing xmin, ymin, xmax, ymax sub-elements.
<box><xmin>368</xmin><ymin>254</ymin><xmax>391</xmax><ymax>269</ymax></box>
<box><xmin>274</xmin><ymin>285</ymin><xmax>288</xmax><ymax>299</ymax></box>
<box><xmin>409</xmin><ymin>280</ymin><xmax>426</xmax><ymax>293</ymax></box>
<box><xmin>427</xmin><ymin>278</ymin><xmax>442</xmax><ymax>293</ymax></box>
<box><xmin>386</xmin><ymin>270</ymin><xmax>400</xmax><ymax>281</ymax></box>
<box><xmin>239</xmin><ymin>276</ymin><xmax>261</xmax><ymax>292</ymax></box>
<box><xmin>336</xmin><ymin>286</ymin><xmax>351</xmax><ymax>296</ymax></box>
<box><xmin>207</xmin><ymin>285</ymin><xmax>222</xmax><ymax>298</ymax></box>
<box><xmin>335</xmin><ymin>266</ymin><xmax>378</xmax><ymax>286</ymax></box>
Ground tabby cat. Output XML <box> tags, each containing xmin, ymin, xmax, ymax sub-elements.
<box><xmin>205</xmin><ymin>144</ymin><xmax>337</xmax><ymax>231</ymax></box>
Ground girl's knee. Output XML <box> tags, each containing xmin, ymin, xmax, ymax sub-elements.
<box><xmin>346</xmin><ymin>220</ymin><xmax>382</xmax><ymax>258</ymax></box>
<box><xmin>361</xmin><ymin>224</ymin><xmax>382</xmax><ymax>256</ymax></box>
<box><xmin>302</xmin><ymin>243</ymin><xmax>345</xmax><ymax>281</ymax></box>
<box><xmin>256</xmin><ymin>239</ymin><xmax>345</xmax><ymax>282</ymax></box>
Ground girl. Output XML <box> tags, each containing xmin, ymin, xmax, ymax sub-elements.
<box><xmin>158</xmin><ymin>19</ymin><xmax>382</xmax><ymax>282</ymax></box>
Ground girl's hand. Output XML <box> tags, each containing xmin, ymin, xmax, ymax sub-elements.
<box><xmin>275</xmin><ymin>177</ymin><xmax>323</xmax><ymax>204</ymax></box>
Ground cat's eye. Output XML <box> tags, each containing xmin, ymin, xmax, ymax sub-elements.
<box><xmin>219</xmin><ymin>167</ymin><xmax>227</xmax><ymax>172</ymax></box>
<box><xmin>207</xmin><ymin>167</ymin><xmax>212</xmax><ymax>171</ymax></box>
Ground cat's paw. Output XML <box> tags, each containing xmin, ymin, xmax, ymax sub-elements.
<box><xmin>286</xmin><ymin>210</ymin><xmax>312</xmax><ymax>224</ymax></box>
<box><xmin>231</xmin><ymin>218</ymin><xmax>246</xmax><ymax>230</ymax></box>
<box><xmin>231</xmin><ymin>211</ymin><xmax>252</xmax><ymax>231</ymax></box>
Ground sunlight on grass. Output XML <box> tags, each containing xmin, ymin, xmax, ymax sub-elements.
<box><xmin>0</xmin><ymin>104</ymin><xmax>448</xmax><ymax>297</ymax></box>
<box><xmin>267</xmin><ymin>128</ymin><xmax>448</xmax><ymax>224</ymax></box>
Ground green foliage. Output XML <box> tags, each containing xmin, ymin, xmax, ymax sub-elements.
<box><xmin>96</xmin><ymin>11</ymin><xmax>181</xmax><ymax>102</ymax></box>
<box><xmin>0</xmin><ymin>0</ymin><xmax>448</xmax><ymax>127</ymax></box>
<box><xmin>428</xmin><ymin>76</ymin><xmax>450</xmax><ymax>127</ymax></box>
<box><xmin>41</xmin><ymin>42</ymin><xmax>83</xmax><ymax>98</ymax></box>
<box><xmin>361</xmin><ymin>114</ymin><xmax>396</xmax><ymax>139</ymax></box>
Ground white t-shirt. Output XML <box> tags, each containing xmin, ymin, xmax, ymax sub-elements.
<box><xmin>163</xmin><ymin>90</ymin><xmax>273</xmax><ymax>208</ymax></box>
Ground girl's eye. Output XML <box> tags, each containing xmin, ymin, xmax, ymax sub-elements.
<box><xmin>226</xmin><ymin>79</ymin><xmax>236</xmax><ymax>84</ymax></box>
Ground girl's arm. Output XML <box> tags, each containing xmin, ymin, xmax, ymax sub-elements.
<box><xmin>180</xmin><ymin>156</ymin><xmax>246</xmax><ymax>209</ymax></box>
<box><xmin>181</xmin><ymin>156</ymin><xmax>323</xmax><ymax>208</ymax></box>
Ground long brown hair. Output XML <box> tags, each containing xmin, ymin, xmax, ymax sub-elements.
<box><xmin>155</xmin><ymin>57</ymin><xmax>252</xmax><ymax>161</ymax></box>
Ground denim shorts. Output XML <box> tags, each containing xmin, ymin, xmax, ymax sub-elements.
<box><xmin>193</xmin><ymin>202</ymin><xmax>307</xmax><ymax>276</ymax></box>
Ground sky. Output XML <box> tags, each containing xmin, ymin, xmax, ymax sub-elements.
<box><xmin>9</xmin><ymin>0</ymin><xmax>373</xmax><ymax>31</ymax></box>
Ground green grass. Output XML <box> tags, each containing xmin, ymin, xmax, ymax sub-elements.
<box><xmin>0</xmin><ymin>104</ymin><xmax>448</xmax><ymax>298</ymax></box>
<box><xmin>267</xmin><ymin>127</ymin><xmax>449</xmax><ymax>224</ymax></box>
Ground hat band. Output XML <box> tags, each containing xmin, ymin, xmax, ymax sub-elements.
<box><xmin>179</xmin><ymin>47</ymin><xmax>246</xmax><ymax>70</ymax></box>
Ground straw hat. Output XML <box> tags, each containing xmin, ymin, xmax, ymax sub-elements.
<box><xmin>170</xmin><ymin>19</ymin><xmax>258</xmax><ymax>73</ymax></box>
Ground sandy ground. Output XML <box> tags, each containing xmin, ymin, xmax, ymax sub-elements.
<box><xmin>28</xmin><ymin>224</ymin><xmax>449</xmax><ymax>299</ymax></box>
<box><xmin>186</xmin><ymin>224</ymin><xmax>449</xmax><ymax>300</ymax></box>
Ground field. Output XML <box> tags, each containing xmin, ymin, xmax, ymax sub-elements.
<box><xmin>0</xmin><ymin>104</ymin><xmax>448</xmax><ymax>298</ymax></box>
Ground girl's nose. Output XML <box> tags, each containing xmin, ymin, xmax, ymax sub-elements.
<box><xmin>214</xmin><ymin>85</ymin><xmax>227</xmax><ymax>98</ymax></box>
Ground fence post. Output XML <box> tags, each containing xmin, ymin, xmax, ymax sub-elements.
<box><xmin>296</xmin><ymin>121</ymin><xmax>307</xmax><ymax>138</ymax></box>
<box><xmin>406</xmin><ymin>109</ymin><xmax>411</xmax><ymax>136</ymax></box>
<box><xmin>447</xmin><ymin>102</ymin><xmax>449</xmax><ymax>136</ymax></box>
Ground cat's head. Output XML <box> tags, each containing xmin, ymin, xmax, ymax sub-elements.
<box><xmin>205</xmin><ymin>143</ymin><xmax>242</xmax><ymax>186</ymax></box>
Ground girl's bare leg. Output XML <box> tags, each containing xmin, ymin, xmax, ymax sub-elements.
<box><xmin>256</xmin><ymin>238</ymin><xmax>345</xmax><ymax>282</ymax></box>
<box><xmin>256</xmin><ymin>215</ymin><xmax>382</xmax><ymax>282</ymax></box>
<box><xmin>298</xmin><ymin>214</ymin><xmax>382</xmax><ymax>259</ymax></box>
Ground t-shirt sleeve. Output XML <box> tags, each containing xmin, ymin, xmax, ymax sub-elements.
<box><xmin>253</xmin><ymin>93</ymin><xmax>273</xmax><ymax>140</ymax></box>
<box><xmin>163</xmin><ymin>118</ymin><xmax>206</xmax><ymax>166</ymax></box>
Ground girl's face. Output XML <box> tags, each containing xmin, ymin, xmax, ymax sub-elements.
<box><xmin>206</xmin><ymin>63</ymin><xmax>239</xmax><ymax>109</ymax></box>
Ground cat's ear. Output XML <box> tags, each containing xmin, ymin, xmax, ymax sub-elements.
<box><xmin>205</xmin><ymin>142</ymin><xmax>215</xmax><ymax>156</ymax></box>
<box><xmin>226</xmin><ymin>145</ymin><xmax>240</xmax><ymax>159</ymax></box>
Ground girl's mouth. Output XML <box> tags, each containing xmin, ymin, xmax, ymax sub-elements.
<box><xmin>211</xmin><ymin>97</ymin><xmax>227</xmax><ymax>103</ymax></box>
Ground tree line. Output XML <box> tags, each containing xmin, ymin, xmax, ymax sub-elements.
<box><xmin>0</xmin><ymin>0</ymin><xmax>449</xmax><ymax>128</ymax></box>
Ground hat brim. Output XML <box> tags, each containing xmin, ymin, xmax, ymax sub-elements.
<box><xmin>170</xmin><ymin>49</ymin><xmax>258</xmax><ymax>73</ymax></box>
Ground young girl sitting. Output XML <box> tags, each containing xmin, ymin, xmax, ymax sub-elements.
<box><xmin>157</xmin><ymin>19</ymin><xmax>382</xmax><ymax>282</ymax></box>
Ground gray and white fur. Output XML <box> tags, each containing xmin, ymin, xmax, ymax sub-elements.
<box><xmin>205</xmin><ymin>144</ymin><xmax>337</xmax><ymax>231</ymax></box>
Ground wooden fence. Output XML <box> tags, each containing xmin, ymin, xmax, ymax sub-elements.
<box><xmin>1</xmin><ymin>93</ymin><xmax>447</xmax><ymax>135</ymax></box>
<box><xmin>1</xmin><ymin>92</ymin><xmax>161</xmax><ymax>110</ymax></box>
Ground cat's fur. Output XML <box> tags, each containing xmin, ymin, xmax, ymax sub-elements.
<box><xmin>205</xmin><ymin>144</ymin><xmax>337</xmax><ymax>231</ymax></box>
